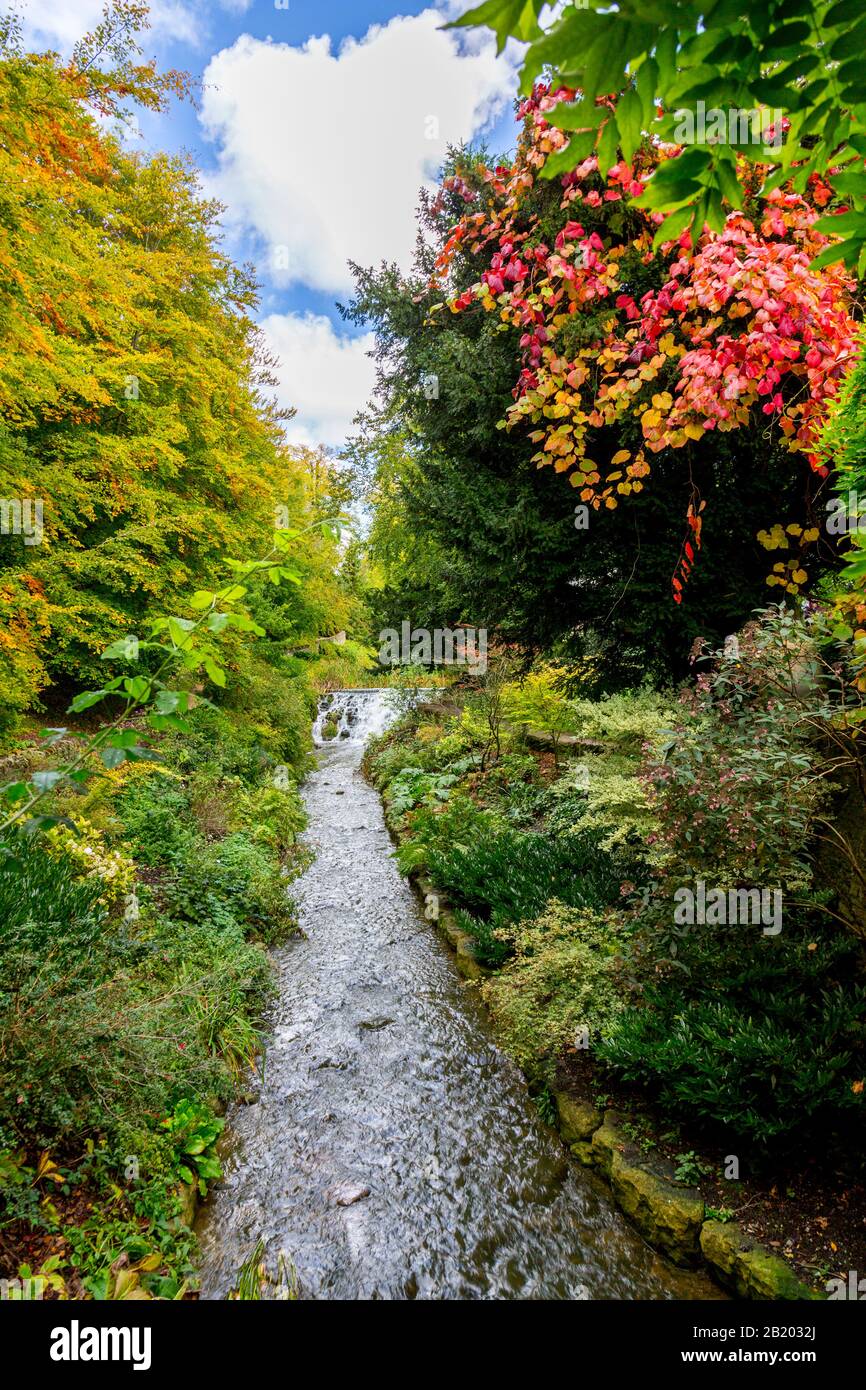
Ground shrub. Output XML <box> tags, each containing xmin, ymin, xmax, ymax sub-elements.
<box><xmin>599</xmin><ymin>973</ymin><xmax>866</xmax><ymax>1150</ymax></box>
<box><xmin>599</xmin><ymin>890</ymin><xmax>866</xmax><ymax>1149</ymax></box>
<box><xmin>428</xmin><ymin>827</ymin><xmax>619</xmax><ymax>966</ymax></box>
<box><xmin>393</xmin><ymin>794</ymin><xmax>504</xmax><ymax>876</ymax></box>
<box><xmin>384</xmin><ymin>766</ymin><xmax>459</xmax><ymax>819</ymax></box>
<box><xmin>0</xmin><ymin>844</ymin><xmax>269</xmax><ymax>1152</ymax></box>
<box><xmin>161</xmin><ymin>833</ymin><xmax>295</xmax><ymax>943</ymax></box>
<box><xmin>503</xmin><ymin>664</ymin><xmax>581</xmax><ymax>764</ymax></box>
<box><xmin>482</xmin><ymin>902</ymin><xmax>627</xmax><ymax>1081</ymax></box>
<box><xmin>645</xmin><ymin>611</ymin><xmax>830</xmax><ymax>898</ymax></box>
<box><xmin>44</xmin><ymin>817</ymin><xmax>136</xmax><ymax>908</ymax></box>
<box><xmin>231</xmin><ymin>779</ymin><xmax>307</xmax><ymax>858</ymax></box>
<box><xmin>117</xmin><ymin>774</ymin><xmax>195</xmax><ymax>865</ymax></box>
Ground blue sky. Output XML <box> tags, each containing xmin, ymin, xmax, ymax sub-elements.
<box><xmin>21</xmin><ymin>0</ymin><xmax>523</xmax><ymax>446</ymax></box>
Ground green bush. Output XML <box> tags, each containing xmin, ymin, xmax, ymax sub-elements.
<box><xmin>117</xmin><ymin>774</ymin><xmax>194</xmax><ymax>864</ymax></box>
<box><xmin>161</xmin><ymin>832</ymin><xmax>295</xmax><ymax>943</ymax></box>
<box><xmin>600</xmin><ymin>925</ymin><xmax>866</xmax><ymax>1150</ymax></box>
<box><xmin>482</xmin><ymin>902</ymin><xmax>626</xmax><ymax>1081</ymax></box>
<box><xmin>384</xmin><ymin>766</ymin><xmax>459</xmax><ymax>818</ymax></box>
<box><xmin>232</xmin><ymin>779</ymin><xmax>307</xmax><ymax>858</ymax></box>
<box><xmin>0</xmin><ymin>844</ymin><xmax>270</xmax><ymax>1153</ymax></box>
<box><xmin>393</xmin><ymin>794</ymin><xmax>504</xmax><ymax>876</ymax></box>
<box><xmin>428</xmin><ymin>828</ymin><xmax>619</xmax><ymax>966</ymax></box>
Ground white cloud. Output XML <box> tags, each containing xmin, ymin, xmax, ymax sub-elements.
<box><xmin>260</xmin><ymin>312</ymin><xmax>377</xmax><ymax>448</ymax></box>
<box><xmin>200</xmin><ymin>9</ymin><xmax>518</xmax><ymax>293</ymax></box>
<box><xmin>18</xmin><ymin>0</ymin><xmax>203</xmax><ymax>52</ymax></box>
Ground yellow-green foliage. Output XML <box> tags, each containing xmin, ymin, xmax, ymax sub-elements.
<box><xmin>53</xmin><ymin>761</ymin><xmax>181</xmax><ymax>840</ymax></box>
<box><xmin>503</xmin><ymin>664</ymin><xmax>580</xmax><ymax>743</ymax></box>
<box><xmin>571</xmin><ymin>688</ymin><xmax>680</xmax><ymax>749</ymax></box>
<box><xmin>481</xmin><ymin>902</ymin><xmax>626</xmax><ymax>1080</ymax></box>
<box><xmin>45</xmin><ymin>817</ymin><xmax>136</xmax><ymax>907</ymax></box>
<box><xmin>547</xmin><ymin>689</ymin><xmax>678</xmax><ymax>861</ymax></box>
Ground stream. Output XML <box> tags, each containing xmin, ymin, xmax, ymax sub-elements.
<box><xmin>196</xmin><ymin>689</ymin><xmax>719</xmax><ymax>1301</ymax></box>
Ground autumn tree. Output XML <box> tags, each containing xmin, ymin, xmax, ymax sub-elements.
<box><xmin>0</xmin><ymin>6</ymin><xmax>355</xmax><ymax>727</ymax></box>
<box><xmin>435</xmin><ymin>85</ymin><xmax>857</xmax><ymax>602</ymax></box>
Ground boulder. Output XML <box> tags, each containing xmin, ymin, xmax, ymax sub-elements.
<box><xmin>552</xmin><ymin>1090</ymin><xmax>602</xmax><ymax>1144</ymax></box>
<box><xmin>590</xmin><ymin>1111</ymin><xmax>629</xmax><ymax>1179</ymax></box>
<box><xmin>611</xmin><ymin>1161</ymin><xmax>705</xmax><ymax>1267</ymax></box>
<box><xmin>700</xmin><ymin>1221</ymin><xmax>821</xmax><ymax>1301</ymax></box>
<box><xmin>454</xmin><ymin>933</ymin><xmax>485</xmax><ymax>981</ymax></box>
<box><xmin>177</xmin><ymin>1181</ymin><xmax>197</xmax><ymax>1228</ymax></box>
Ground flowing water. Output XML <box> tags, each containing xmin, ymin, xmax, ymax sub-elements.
<box><xmin>196</xmin><ymin>689</ymin><xmax>719</xmax><ymax>1301</ymax></box>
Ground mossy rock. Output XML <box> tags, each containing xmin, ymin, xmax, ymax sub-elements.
<box><xmin>610</xmin><ymin>1159</ymin><xmax>705</xmax><ymax>1267</ymax></box>
<box><xmin>700</xmin><ymin>1221</ymin><xmax>821</xmax><ymax>1301</ymax></box>
<box><xmin>590</xmin><ymin>1111</ymin><xmax>629</xmax><ymax>1179</ymax></box>
<box><xmin>177</xmin><ymin>1181</ymin><xmax>198</xmax><ymax>1229</ymax></box>
<box><xmin>437</xmin><ymin>910</ymin><xmax>464</xmax><ymax>948</ymax></box>
<box><xmin>553</xmin><ymin>1090</ymin><xmax>602</xmax><ymax>1144</ymax></box>
<box><xmin>569</xmin><ymin>1140</ymin><xmax>596</xmax><ymax>1167</ymax></box>
<box><xmin>589</xmin><ymin>1112</ymin><xmax>703</xmax><ymax>1266</ymax></box>
<box><xmin>454</xmin><ymin>933</ymin><xmax>485</xmax><ymax>981</ymax></box>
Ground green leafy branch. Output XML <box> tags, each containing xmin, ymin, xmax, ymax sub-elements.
<box><xmin>0</xmin><ymin>520</ymin><xmax>341</xmax><ymax>850</ymax></box>
<box><xmin>450</xmin><ymin>0</ymin><xmax>866</xmax><ymax>269</ymax></box>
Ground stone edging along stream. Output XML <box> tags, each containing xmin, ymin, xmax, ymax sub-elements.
<box><xmin>409</xmin><ymin>869</ymin><xmax>822</xmax><ymax>1303</ymax></box>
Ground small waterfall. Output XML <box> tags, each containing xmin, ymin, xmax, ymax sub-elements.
<box><xmin>312</xmin><ymin>687</ymin><xmax>433</xmax><ymax>746</ymax></box>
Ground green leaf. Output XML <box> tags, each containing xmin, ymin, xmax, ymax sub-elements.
<box><xmin>827</xmin><ymin>170</ymin><xmax>866</xmax><ymax>198</ymax></box>
<box><xmin>107</xmin><ymin>729</ymin><xmax>141</xmax><ymax>748</ymax></box>
<box><xmin>547</xmin><ymin>98</ymin><xmax>604</xmax><ymax>132</ymax></box>
<box><xmin>596</xmin><ymin>113</ymin><xmax>620</xmax><ymax>174</ymax></box>
<box><xmin>830</xmin><ymin>18</ymin><xmax>866</xmax><ymax>61</ymax></box>
<box><xmin>810</xmin><ymin>235</ymin><xmax>865</xmax><ymax>270</ymax></box>
<box><xmin>762</xmin><ymin>20</ymin><xmax>811</xmax><ymax>52</ymax></box>
<box><xmin>654</xmin><ymin>26</ymin><xmax>678</xmax><ymax>86</ymax></box>
<box><xmin>167</xmin><ymin>617</ymin><xmax>193</xmax><ymax>649</ymax></box>
<box><xmin>813</xmin><ymin>211</ymin><xmax>866</xmax><ymax>237</ymax></box>
<box><xmin>826</xmin><ymin>0</ymin><xmax>865</xmax><ymax>21</ymax></box>
<box><xmin>30</xmin><ymin>771</ymin><xmax>63</xmax><ymax>793</ymax></box>
<box><xmin>101</xmin><ymin>637</ymin><xmax>140</xmax><ymax>660</ymax></box>
<box><xmin>651</xmin><ymin>205</ymin><xmax>695</xmax><ymax>249</ymax></box>
<box><xmin>616</xmin><ymin>87</ymin><xmax>644</xmax><ymax>165</ymax></box>
<box><xmin>153</xmin><ymin>689</ymin><xmax>186</xmax><ymax>715</ymax></box>
<box><xmin>148</xmin><ymin>713</ymin><xmax>192</xmax><ymax>733</ymax></box>
<box><xmin>203</xmin><ymin>657</ymin><xmax>226</xmax><ymax>688</ymax></box>
<box><xmin>1</xmin><ymin>782</ymin><xmax>29</xmax><ymax>803</ymax></box>
<box><xmin>539</xmin><ymin>129</ymin><xmax>598</xmax><ymax>178</ymax></box>
<box><xmin>69</xmin><ymin>690</ymin><xmax>108</xmax><ymax>713</ymax></box>
<box><xmin>714</xmin><ymin>154</ymin><xmax>745</xmax><ymax>209</ymax></box>
<box><xmin>636</xmin><ymin>56</ymin><xmax>659</xmax><ymax>127</ymax></box>
<box><xmin>444</xmin><ymin>0</ymin><xmax>543</xmax><ymax>53</ymax></box>
<box><xmin>100</xmin><ymin>747</ymin><xmax>126</xmax><ymax>770</ymax></box>
<box><xmin>122</xmin><ymin>676</ymin><xmax>151</xmax><ymax>702</ymax></box>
